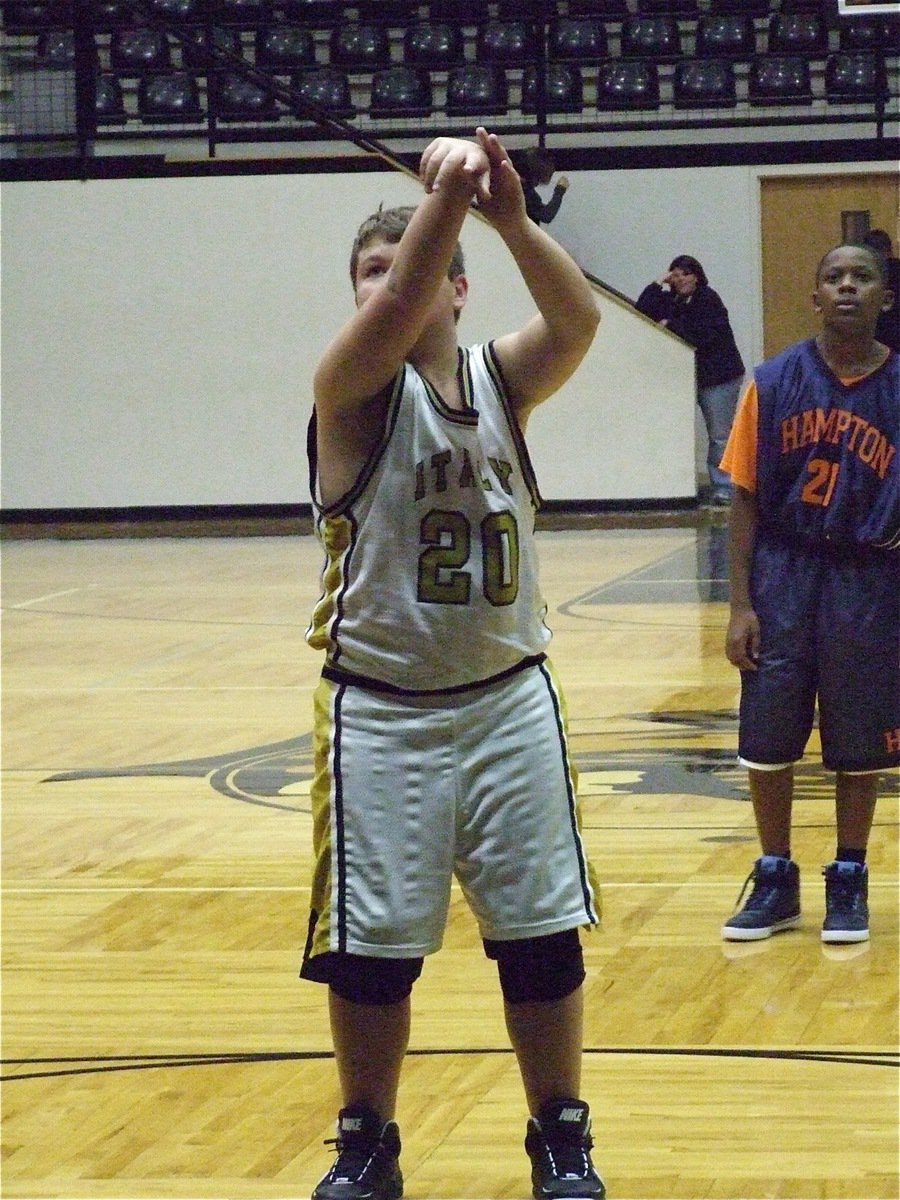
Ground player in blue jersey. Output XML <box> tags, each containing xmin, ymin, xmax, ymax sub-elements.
<box><xmin>720</xmin><ymin>243</ymin><xmax>898</xmax><ymax>945</ymax></box>
<box><xmin>304</xmin><ymin>129</ymin><xmax>606</xmax><ymax>1200</ymax></box>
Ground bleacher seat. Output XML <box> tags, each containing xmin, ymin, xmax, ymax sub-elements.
<box><xmin>255</xmin><ymin>25</ymin><xmax>316</xmax><ymax>70</ymax></box>
<box><xmin>110</xmin><ymin>29</ymin><xmax>172</xmax><ymax>70</ymax></box>
<box><xmin>637</xmin><ymin>0</ymin><xmax>698</xmax><ymax>16</ymax></box>
<box><xmin>824</xmin><ymin>50</ymin><xmax>887</xmax><ymax>101</ymax></box>
<box><xmin>214</xmin><ymin>70</ymin><xmax>280</xmax><ymax>118</ymax></box>
<box><xmin>706</xmin><ymin>0</ymin><xmax>770</xmax><ymax>15</ymax></box>
<box><xmin>768</xmin><ymin>11</ymin><xmax>829</xmax><ymax>57</ymax></box>
<box><xmin>357</xmin><ymin>1</ymin><xmax>418</xmax><ymax>20</ymax></box>
<box><xmin>279</xmin><ymin>0</ymin><xmax>345</xmax><ymax>21</ymax></box>
<box><xmin>497</xmin><ymin>0</ymin><xmax>564</xmax><ymax>15</ymax></box>
<box><xmin>330</xmin><ymin>23</ymin><xmax>392</xmax><ymax>69</ymax></box>
<box><xmin>445</xmin><ymin>63</ymin><xmax>508</xmax><ymax>115</ymax></box>
<box><xmin>403</xmin><ymin>21</ymin><xmax>465</xmax><ymax>68</ymax></box>
<box><xmin>370</xmin><ymin>64</ymin><xmax>433</xmax><ymax>115</ymax></box>
<box><xmin>181</xmin><ymin>25</ymin><xmax>241</xmax><ymax>68</ymax></box>
<box><xmin>695</xmin><ymin>13</ymin><xmax>756</xmax><ymax>59</ymax></box>
<box><xmin>3</xmin><ymin>2</ymin><xmax>69</xmax><ymax>33</ymax></box>
<box><xmin>95</xmin><ymin>73</ymin><xmax>126</xmax><ymax>122</ymax></box>
<box><xmin>290</xmin><ymin>65</ymin><xmax>355</xmax><ymax>116</ymax></box>
<box><xmin>139</xmin><ymin>71</ymin><xmax>204</xmax><ymax>120</ymax></box>
<box><xmin>548</xmin><ymin>16</ymin><xmax>608</xmax><ymax>61</ymax></box>
<box><xmin>145</xmin><ymin>0</ymin><xmax>201</xmax><ymax>19</ymax></box>
<box><xmin>839</xmin><ymin>16</ymin><xmax>891</xmax><ymax>52</ymax></box>
<box><xmin>620</xmin><ymin>15</ymin><xmax>682</xmax><ymax>60</ymax></box>
<box><xmin>35</xmin><ymin>28</ymin><xmax>74</xmax><ymax>66</ymax></box>
<box><xmin>216</xmin><ymin>0</ymin><xmax>271</xmax><ymax>24</ymax></box>
<box><xmin>91</xmin><ymin>1</ymin><xmax>134</xmax><ymax>26</ymax></box>
<box><xmin>595</xmin><ymin>57</ymin><xmax>660</xmax><ymax>107</ymax></box>
<box><xmin>567</xmin><ymin>0</ymin><xmax>629</xmax><ymax>18</ymax></box>
<box><xmin>672</xmin><ymin>57</ymin><xmax>736</xmax><ymax>106</ymax></box>
<box><xmin>522</xmin><ymin>63</ymin><xmax>584</xmax><ymax>113</ymax></box>
<box><xmin>748</xmin><ymin>54</ymin><xmax>812</xmax><ymax>103</ymax></box>
<box><xmin>477</xmin><ymin>20</ymin><xmax>539</xmax><ymax>66</ymax></box>
<box><xmin>427</xmin><ymin>0</ymin><xmax>489</xmax><ymax>21</ymax></box>
<box><xmin>779</xmin><ymin>0</ymin><xmax>829</xmax><ymax>13</ymax></box>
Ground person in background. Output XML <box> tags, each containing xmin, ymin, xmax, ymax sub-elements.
<box><xmin>304</xmin><ymin>127</ymin><xmax>605</xmax><ymax>1200</ymax></box>
<box><xmin>862</xmin><ymin>228</ymin><xmax>900</xmax><ymax>352</ymax></box>
<box><xmin>519</xmin><ymin>145</ymin><xmax>570</xmax><ymax>227</ymax></box>
<box><xmin>719</xmin><ymin>242</ymin><xmax>898</xmax><ymax>945</ymax></box>
<box><xmin>636</xmin><ymin>255</ymin><xmax>745</xmax><ymax>506</ymax></box>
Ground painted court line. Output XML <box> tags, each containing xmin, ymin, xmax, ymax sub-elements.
<box><xmin>9</xmin><ymin>587</ymin><xmax>87</xmax><ymax>609</ymax></box>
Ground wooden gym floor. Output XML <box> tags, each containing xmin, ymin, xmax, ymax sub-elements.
<box><xmin>2</xmin><ymin>519</ymin><xmax>897</xmax><ymax>1200</ymax></box>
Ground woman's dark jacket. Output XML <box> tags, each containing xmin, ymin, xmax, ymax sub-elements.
<box><xmin>635</xmin><ymin>281</ymin><xmax>745</xmax><ymax>388</ymax></box>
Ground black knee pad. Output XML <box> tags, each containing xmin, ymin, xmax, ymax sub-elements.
<box><xmin>484</xmin><ymin>929</ymin><xmax>585</xmax><ymax>1004</ymax></box>
<box><xmin>326</xmin><ymin>953</ymin><xmax>424</xmax><ymax>1006</ymax></box>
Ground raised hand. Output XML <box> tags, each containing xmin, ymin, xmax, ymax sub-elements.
<box><xmin>419</xmin><ymin>136</ymin><xmax>492</xmax><ymax>204</ymax></box>
<box><xmin>470</xmin><ymin>127</ymin><xmax>527</xmax><ymax>231</ymax></box>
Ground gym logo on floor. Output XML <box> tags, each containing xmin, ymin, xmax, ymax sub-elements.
<box><xmin>44</xmin><ymin>708</ymin><xmax>844</xmax><ymax>817</ymax></box>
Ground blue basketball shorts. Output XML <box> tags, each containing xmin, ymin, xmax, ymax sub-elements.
<box><xmin>301</xmin><ymin>659</ymin><xmax>600</xmax><ymax>971</ymax></box>
<box><xmin>738</xmin><ymin>534</ymin><xmax>900</xmax><ymax>773</ymax></box>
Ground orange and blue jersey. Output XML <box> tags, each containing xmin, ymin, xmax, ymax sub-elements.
<box><xmin>721</xmin><ymin>339</ymin><xmax>899</xmax><ymax>550</ymax></box>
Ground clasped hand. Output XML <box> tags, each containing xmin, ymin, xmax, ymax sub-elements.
<box><xmin>419</xmin><ymin>127</ymin><xmax>525</xmax><ymax>227</ymax></box>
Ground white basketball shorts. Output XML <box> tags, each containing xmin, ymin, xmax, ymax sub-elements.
<box><xmin>303</xmin><ymin>659</ymin><xmax>600</xmax><ymax>965</ymax></box>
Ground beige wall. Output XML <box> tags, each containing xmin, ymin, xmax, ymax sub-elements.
<box><xmin>0</xmin><ymin>173</ymin><xmax>696</xmax><ymax>509</ymax></box>
<box><xmin>5</xmin><ymin>158</ymin><xmax>896</xmax><ymax>509</ymax></box>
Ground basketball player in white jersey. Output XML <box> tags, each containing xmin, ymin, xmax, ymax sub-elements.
<box><xmin>304</xmin><ymin>128</ymin><xmax>606</xmax><ymax>1200</ymax></box>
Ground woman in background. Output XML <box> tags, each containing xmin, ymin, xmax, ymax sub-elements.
<box><xmin>637</xmin><ymin>255</ymin><xmax>745</xmax><ymax>506</ymax></box>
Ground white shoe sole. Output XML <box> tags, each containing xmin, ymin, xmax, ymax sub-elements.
<box><xmin>721</xmin><ymin>914</ymin><xmax>801</xmax><ymax>941</ymax></box>
<box><xmin>821</xmin><ymin>928</ymin><xmax>869</xmax><ymax>943</ymax></box>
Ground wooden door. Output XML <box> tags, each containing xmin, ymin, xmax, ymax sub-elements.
<box><xmin>760</xmin><ymin>173</ymin><xmax>899</xmax><ymax>357</ymax></box>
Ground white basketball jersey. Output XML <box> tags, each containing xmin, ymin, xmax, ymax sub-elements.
<box><xmin>306</xmin><ymin>342</ymin><xmax>552</xmax><ymax>693</ymax></box>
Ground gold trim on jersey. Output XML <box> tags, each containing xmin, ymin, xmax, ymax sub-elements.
<box><xmin>306</xmin><ymin>677</ymin><xmax>341</xmax><ymax>958</ymax></box>
<box><xmin>306</xmin><ymin>511</ymin><xmax>354</xmax><ymax>655</ymax></box>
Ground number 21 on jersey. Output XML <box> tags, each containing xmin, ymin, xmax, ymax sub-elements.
<box><xmin>801</xmin><ymin>458</ymin><xmax>839</xmax><ymax>508</ymax></box>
